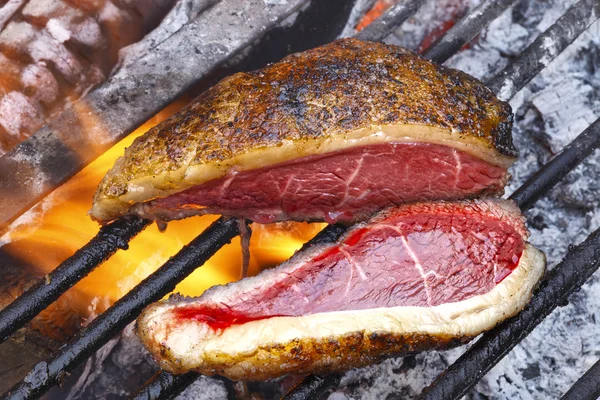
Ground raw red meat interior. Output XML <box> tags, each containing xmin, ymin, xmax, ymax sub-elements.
<box><xmin>144</xmin><ymin>143</ymin><xmax>507</xmax><ymax>224</ymax></box>
<box><xmin>174</xmin><ymin>202</ymin><xmax>524</xmax><ymax>330</ymax></box>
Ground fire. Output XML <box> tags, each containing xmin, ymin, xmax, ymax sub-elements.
<box><xmin>1</xmin><ymin>101</ymin><xmax>325</xmax><ymax>327</ymax></box>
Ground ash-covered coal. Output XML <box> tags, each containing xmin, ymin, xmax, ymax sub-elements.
<box><xmin>44</xmin><ymin>324</ymin><xmax>157</xmax><ymax>400</ymax></box>
<box><xmin>330</xmin><ymin>0</ymin><xmax>600</xmax><ymax>399</ymax></box>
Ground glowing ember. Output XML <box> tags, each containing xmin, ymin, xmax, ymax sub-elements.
<box><xmin>1</xmin><ymin>101</ymin><xmax>325</xmax><ymax>323</ymax></box>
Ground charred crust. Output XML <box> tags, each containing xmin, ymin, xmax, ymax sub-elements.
<box><xmin>99</xmin><ymin>38</ymin><xmax>515</xmax><ymax>202</ymax></box>
<box><xmin>492</xmin><ymin>112</ymin><xmax>517</xmax><ymax>157</ymax></box>
<box><xmin>157</xmin><ymin>329</ymin><xmax>472</xmax><ymax>381</ymax></box>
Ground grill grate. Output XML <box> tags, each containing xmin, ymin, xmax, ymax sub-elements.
<box><xmin>1</xmin><ymin>0</ymin><xmax>599</xmax><ymax>399</ymax></box>
<box><xmin>422</xmin><ymin>0</ymin><xmax>520</xmax><ymax>64</ymax></box>
<box><xmin>486</xmin><ymin>0</ymin><xmax>600</xmax><ymax>100</ymax></box>
<box><xmin>0</xmin><ymin>217</ymin><xmax>150</xmax><ymax>343</ymax></box>
<box><xmin>131</xmin><ymin>372</ymin><xmax>200</xmax><ymax>400</ymax></box>
<box><xmin>560</xmin><ymin>358</ymin><xmax>600</xmax><ymax>400</ymax></box>
<box><xmin>1</xmin><ymin>218</ymin><xmax>240</xmax><ymax>400</ymax></box>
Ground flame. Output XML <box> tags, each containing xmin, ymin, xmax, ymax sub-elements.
<box><xmin>1</xmin><ymin>101</ymin><xmax>325</xmax><ymax>327</ymax></box>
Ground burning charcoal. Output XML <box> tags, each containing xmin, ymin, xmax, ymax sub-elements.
<box><xmin>0</xmin><ymin>92</ymin><xmax>45</xmax><ymax>145</ymax></box>
<box><xmin>0</xmin><ymin>0</ymin><xmax>175</xmax><ymax>156</ymax></box>
<box><xmin>21</xmin><ymin>62</ymin><xmax>60</xmax><ymax>107</ymax></box>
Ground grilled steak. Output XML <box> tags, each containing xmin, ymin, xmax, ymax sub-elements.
<box><xmin>137</xmin><ymin>199</ymin><xmax>545</xmax><ymax>380</ymax></box>
<box><xmin>90</xmin><ymin>38</ymin><xmax>515</xmax><ymax>224</ymax></box>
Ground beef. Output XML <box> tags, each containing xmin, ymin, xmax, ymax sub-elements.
<box><xmin>137</xmin><ymin>199</ymin><xmax>545</xmax><ymax>380</ymax></box>
<box><xmin>90</xmin><ymin>38</ymin><xmax>515</xmax><ymax>223</ymax></box>
<box><xmin>134</xmin><ymin>143</ymin><xmax>507</xmax><ymax>224</ymax></box>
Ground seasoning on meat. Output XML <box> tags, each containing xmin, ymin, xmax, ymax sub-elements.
<box><xmin>90</xmin><ymin>38</ymin><xmax>515</xmax><ymax>224</ymax></box>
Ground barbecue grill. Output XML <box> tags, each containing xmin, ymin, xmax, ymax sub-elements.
<box><xmin>0</xmin><ymin>0</ymin><xmax>599</xmax><ymax>398</ymax></box>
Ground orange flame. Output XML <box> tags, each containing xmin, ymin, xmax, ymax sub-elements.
<box><xmin>1</xmin><ymin>101</ymin><xmax>325</xmax><ymax>327</ymax></box>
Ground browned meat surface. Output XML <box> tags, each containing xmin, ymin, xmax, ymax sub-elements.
<box><xmin>137</xmin><ymin>199</ymin><xmax>545</xmax><ymax>381</ymax></box>
<box><xmin>91</xmin><ymin>38</ymin><xmax>515</xmax><ymax>223</ymax></box>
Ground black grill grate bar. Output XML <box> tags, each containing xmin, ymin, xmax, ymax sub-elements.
<box><xmin>420</xmin><ymin>227</ymin><xmax>600</xmax><ymax>400</ymax></box>
<box><xmin>560</xmin><ymin>358</ymin><xmax>600</xmax><ymax>400</ymax></box>
<box><xmin>131</xmin><ymin>372</ymin><xmax>200</xmax><ymax>400</ymax></box>
<box><xmin>509</xmin><ymin>118</ymin><xmax>600</xmax><ymax>211</ymax></box>
<box><xmin>0</xmin><ymin>217</ymin><xmax>150</xmax><ymax>345</ymax></box>
<box><xmin>282</xmin><ymin>374</ymin><xmax>342</xmax><ymax>400</ymax></box>
<box><xmin>355</xmin><ymin>0</ymin><xmax>426</xmax><ymax>43</ymax></box>
<box><xmin>423</xmin><ymin>0</ymin><xmax>520</xmax><ymax>64</ymax></box>
<box><xmin>1</xmin><ymin>217</ymin><xmax>239</xmax><ymax>400</ymax></box>
<box><xmin>487</xmin><ymin>0</ymin><xmax>600</xmax><ymax>101</ymax></box>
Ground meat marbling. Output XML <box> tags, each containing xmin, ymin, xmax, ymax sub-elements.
<box><xmin>90</xmin><ymin>38</ymin><xmax>515</xmax><ymax>224</ymax></box>
<box><xmin>137</xmin><ymin>199</ymin><xmax>545</xmax><ymax>380</ymax></box>
<box><xmin>136</xmin><ymin>142</ymin><xmax>507</xmax><ymax>224</ymax></box>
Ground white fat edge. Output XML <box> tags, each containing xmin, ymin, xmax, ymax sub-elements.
<box><xmin>143</xmin><ymin>245</ymin><xmax>543</xmax><ymax>371</ymax></box>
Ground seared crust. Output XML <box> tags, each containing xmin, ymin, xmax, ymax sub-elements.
<box><xmin>92</xmin><ymin>38</ymin><xmax>514</xmax><ymax>221</ymax></box>
<box><xmin>148</xmin><ymin>327</ymin><xmax>467</xmax><ymax>380</ymax></box>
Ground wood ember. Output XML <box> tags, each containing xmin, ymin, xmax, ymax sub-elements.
<box><xmin>0</xmin><ymin>0</ymin><xmax>174</xmax><ymax>156</ymax></box>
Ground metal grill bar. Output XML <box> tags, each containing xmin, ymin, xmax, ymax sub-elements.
<box><xmin>420</xmin><ymin>227</ymin><xmax>600</xmax><ymax>400</ymax></box>
<box><xmin>509</xmin><ymin>119</ymin><xmax>600</xmax><ymax>211</ymax></box>
<box><xmin>1</xmin><ymin>217</ymin><xmax>238</xmax><ymax>400</ymax></box>
<box><xmin>132</xmin><ymin>372</ymin><xmax>200</xmax><ymax>400</ymax></box>
<box><xmin>487</xmin><ymin>0</ymin><xmax>600</xmax><ymax>100</ymax></box>
<box><xmin>0</xmin><ymin>217</ymin><xmax>149</xmax><ymax>344</ymax></box>
<box><xmin>561</xmin><ymin>359</ymin><xmax>600</xmax><ymax>400</ymax></box>
<box><xmin>355</xmin><ymin>0</ymin><xmax>426</xmax><ymax>42</ymax></box>
<box><xmin>283</xmin><ymin>374</ymin><xmax>341</xmax><ymax>400</ymax></box>
<box><xmin>423</xmin><ymin>0</ymin><xmax>520</xmax><ymax>64</ymax></box>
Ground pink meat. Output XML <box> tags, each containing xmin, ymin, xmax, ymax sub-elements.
<box><xmin>173</xmin><ymin>200</ymin><xmax>526</xmax><ymax>330</ymax></box>
<box><xmin>138</xmin><ymin>143</ymin><xmax>508</xmax><ymax>224</ymax></box>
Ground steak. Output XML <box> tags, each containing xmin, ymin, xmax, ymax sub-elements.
<box><xmin>90</xmin><ymin>38</ymin><xmax>515</xmax><ymax>224</ymax></box>
<box><xmin>137</xmin><ymin>199</ymin><xmax>545</xmax><ymax>380</ymax></box>
<box><xmin>134</xmin><ymin>143</ymin><xmax>507</xmax><ymax>224</ymax></box>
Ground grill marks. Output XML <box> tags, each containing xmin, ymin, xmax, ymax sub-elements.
<box><xmin>137</xmin><ymin>143</ymin><xmax>508</xmax><ymax>224</ymax></box>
